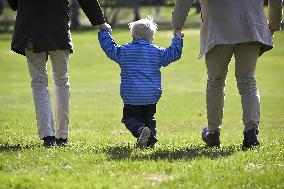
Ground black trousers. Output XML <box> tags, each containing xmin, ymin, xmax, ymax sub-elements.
<box><xmin>121</xmin><ymin>104</ymin><xmax>158</xmax><ymax>145</ymax></box>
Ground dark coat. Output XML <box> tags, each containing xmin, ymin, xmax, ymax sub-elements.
<box><xmin>7</xmin><ymin>0</ymin><xmax>105</xmax><ymax>56</ymax></box>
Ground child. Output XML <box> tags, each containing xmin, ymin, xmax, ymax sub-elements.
<box><xmin>98</xmin><ymin>17</ymin><xmax>183</xmax><ymax>148</ymax></box>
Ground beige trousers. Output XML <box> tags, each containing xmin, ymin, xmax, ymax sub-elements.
<box><xmin>205</xmin><ymin>43</ymin><xmax>261</xmax><ymax>132</ymax></box>
<box><xmin>25</xmin><ymin>49</ymin><xmax>70</xmax><ymax>139</ymax></box>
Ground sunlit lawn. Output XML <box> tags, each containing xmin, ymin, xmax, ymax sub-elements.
<box><xmin>0</xmin><ymin>28</ymin><xmax>283</xmax><ymax>189</ymax></box>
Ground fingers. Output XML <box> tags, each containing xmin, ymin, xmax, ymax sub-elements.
<box><xmin>98</xmin><ymin>22</ymin><xmax>112</xmax><ymax>34</ymax></box>
<box><xmin>174</xmin><ymin>28</ymin><xmax>184</xmax><ymax>38</ymax></box>
<box><xmin>173</xmin><ymin>28</ymin><xmax>181</xmax><ymax>35</ymax></box>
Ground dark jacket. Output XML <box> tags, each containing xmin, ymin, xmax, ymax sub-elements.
<box><xmin>7</xmin><ymin>0</ymin><xmax>105</xmax><ymax>56</ymax></box>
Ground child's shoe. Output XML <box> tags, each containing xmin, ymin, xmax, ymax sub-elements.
<box><xmin>242</xmin><ymin>128</ymin><xmax>260</xmax><ymax>150</ymax></box>
<box><xmin>202</xmin><ymin>126</ymin><xmax>220</xmax><ymax>147</ymax></box>
<box><xmin>136</xmin><ymin>127</ymin><xmax>151</xmax><ymax>149</ymax></box>
<box><xmin>147</xmin><ymin>134</ymin><xmax>158</xmax><ymax>148</ymax></box>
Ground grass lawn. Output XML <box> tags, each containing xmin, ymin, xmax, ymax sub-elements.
<box><xmin>0</xmin><ymin>29</ymin><xmax>283</xmax><ymax>189</ymax></box>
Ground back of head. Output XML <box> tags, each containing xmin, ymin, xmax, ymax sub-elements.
<box><xmin>129</xmin><ymin>16</ymin><xmax>158</xmax><ymax>42</ymax></box>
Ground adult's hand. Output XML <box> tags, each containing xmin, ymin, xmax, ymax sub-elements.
<box><xmin>173</xmin><ymin>28</ymin><xmax>184</xmax><ymax>38</ymax></box>
<box><xmin>173</xmin><ymin>28</ymin><xmax>182</xmax><ymax>36</ymax></box>
<box><xmin>98</xmin><ymin>22</ymin><xmax>112</xmax><ymax>34</ymax></box>
<box><xmin>175</xmin><ymin>29</ymin><xmax>184</xmax><ymax>38</ymax></box>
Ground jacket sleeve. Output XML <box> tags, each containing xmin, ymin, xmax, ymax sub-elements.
<box><xmin>77</xmin><ymin>0</ymin><xmax>105</xmax><ymax>26</ymax></box>
<box><xmin>160</xmin><ymin>36</ymin><xmax>183</xmax><ymax>67</ymax></box>
<box><xmin>98</xmin><ymin>30</ymin><xmax>121</xmax><ymax>64</ymax></box>
<box><xmin>172</xmin><ymin>0</ymin><xmax>193</xmax><ymax>29</ymax></box>
<box><xmin>268</xmin><ymin>0</ymin><xmax>283</xmax><ymax>32</ymax></box>
<box><xmin>7</xmin><ymin>0</ymin><xmax>18</xmax><ymax>11</ymax></box>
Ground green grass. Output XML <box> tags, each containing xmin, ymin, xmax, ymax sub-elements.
<box><xmin>0</xmin><ymin>29</ymin><xmax>284</xmax><ymax>189</ymax></box>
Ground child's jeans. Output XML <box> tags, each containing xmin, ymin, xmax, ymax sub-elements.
<box><xmin>121</xmin><ymin>104</ymin><xmax>158</xmax><ymax>146</ymax></box>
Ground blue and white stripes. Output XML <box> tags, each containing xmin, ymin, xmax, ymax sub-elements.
<box><xmin>98</xmin><ymin>30</ymin><xmax>183</xmax><ymax>105</ymax></box>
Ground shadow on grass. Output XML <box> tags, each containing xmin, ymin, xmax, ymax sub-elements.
<box><xmin>102</xmin><ymin>144</ymin><xmax>239</xmax><ymax>161</ymax></box>
<box><xmin>0</xmin><ymin>142</ymin><xmax>40</xmax><ymax>152</ymax></box>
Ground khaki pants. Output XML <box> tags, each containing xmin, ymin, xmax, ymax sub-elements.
<box><xmin>25</xmin><ymin>49</ymin><xmax>70</xmax><ymax>139</ymax></box>
<box><xmin>205</xmin><ymin>43</ymin><xmax>261</xmax><ymax>132</ymax></box>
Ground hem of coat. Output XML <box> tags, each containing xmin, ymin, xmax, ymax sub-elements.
<box><xmin>12</xmin><ymin>48</ymin><xmax>26</xmax><ymax>56</ymax></box>
<box><xmin>11</xmin><ymin>47</ymin><xmax>73</xmax><ymax>57</ymax></box>
<box><xmin>198</xmin><ymin>39</ymin><xmax>273</xmax><ymax>59</ymax></box>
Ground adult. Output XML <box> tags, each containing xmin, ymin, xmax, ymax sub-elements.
<box><xmin>7</xmin><ymin>0</ymin><xmax>111</xmax><ymax>147</ymax></box>
<box><xmin>172</xmin><ymin>0</ymin><xmax>283</xmax><ymax>148</ymax></box>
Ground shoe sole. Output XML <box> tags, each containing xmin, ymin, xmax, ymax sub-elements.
<box><xmin>242</xmin><ymin>141</ymin><xmax>260</xmax><ymax>150</ymax></box>
<box><xmin>136</xmin><ymin>127</ymin><xmax>151</xmax><ymax>149</ymax></box>
<box><xmin>43</xmin><ymin>142</ymin><xmax>56</xmax><ymax>148</ymax></box>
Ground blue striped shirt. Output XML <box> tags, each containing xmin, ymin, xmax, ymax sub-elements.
<box><xmin>98</xmin><ymin>30</ymin><xmax>183</xmax><ymax>105</ymax></box>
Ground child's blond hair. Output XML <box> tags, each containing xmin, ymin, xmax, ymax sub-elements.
<box><xmin>129</xmin><ymin>16</ymin><xmax>158</xmax><ymax>42</ymax></box>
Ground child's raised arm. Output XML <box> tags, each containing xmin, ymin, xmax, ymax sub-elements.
<box><xmin>159</xmin><ymin>36</ymin><xmax>183</xmax><ymax>67</ymax></box>
<box><xmin>98</xmin><ymin>30</ymin><xmax>121</xmax><ymax>64</ymax></box>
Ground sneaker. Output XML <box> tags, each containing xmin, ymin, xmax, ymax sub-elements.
<box><xmin>56</xmin><ymin>138</ymin><xmax>68</xmax><ymax>147</ymax></box>
<box><xmin>42</xmin><ymin>136</ymin><xmax>56</xmax><ymax>148</ymax></box>
<box><xmin>202</xmin><ymin>126</ymin><xmax>220</xmax><ymax>147</ymax></box>
<box><xmin>136</xmin><ymin>127</ymin><xmax>151</xmax><ymax>149</ymax></box>
<box><xmin>147</xmin><ymin>134</ymin><xmax>158</xmax><ymax>148</ymax></box>
<box><xmin>242</xmin><ymin>128</ymin><xmax>260</xmax><ymax>149</ymax></box>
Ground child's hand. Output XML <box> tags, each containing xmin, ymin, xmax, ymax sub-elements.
<box><xmin>175</xmin><ymin>29</ymin><xmax>184</xmax><ymax>39</ymax></box>
<box><xmin>98</xmin><ymin>22</ymin><xmax>112</xmax><ymax>34</ymax></box>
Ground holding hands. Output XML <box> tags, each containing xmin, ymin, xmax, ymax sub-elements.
<box><xmin>98</xmin><ymin>22</ymin><xmax>184</xmax><ymax>40</ymax></box>
<box><xmin>98</xmin><ymin>22</ymin><xmax>112</xmax><ymax>34</ymax></box>
<box><xmin>173</xmin><ymin>28</ymin><xmax>184</xmax><ymax>39</ymax></box>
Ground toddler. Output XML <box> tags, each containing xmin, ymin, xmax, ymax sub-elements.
<box><xmin>98</xmin><ymin>17</ymin><xmax>183</xmax><ymax>148</ymax></box>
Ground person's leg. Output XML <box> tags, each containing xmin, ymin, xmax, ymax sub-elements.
<box><xmin>122</xmin><ymin>104</ymin><xmax>151</xmax><ymax>148</ymax></box>
<box><xmin>234</xmin><ymin>42</ymin><xmax>261</xmax><ymax>149</ymax></box>
<box><xmin>234</xmin><ymin>43</ymin><xmax>261</xmax><ymax>132</ymax></box>
<box><xmin>205</xmin><ymin>45</ymin><xmax>235</xmax><ymax>132</ymax></box>
<box><xmin>25</xmin><ymin>49</ymin><xmax>55</xmax><ymax>140</ymax></box>
<box><xmin>143</xmin><ymin>104</ymin><xmax>158</xmax><ymax>147</ymax></box>
<box><xmin>202</xmin><ymin>44</ymin><xmax>235</xmax><ymax>147</ymax></box>
<box><xmin>49</xmin><ymin>50</ymin><xmax>70</xmax><ymax>142</ymax></box>
<box><xmin>121</xmin><ymin>104</ymin><xmax>144</xmax><ymax>138</ymax></box>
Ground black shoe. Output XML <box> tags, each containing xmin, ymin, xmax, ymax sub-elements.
<box><xmin>42</xmin><ymin>136</ymin><xmax>56</xmax><ymax>148</ymax></box>
<box><xmin>147</xmin><ymin>134</ymin><xmax>158</xmax><ymax>148</ymax></box>
<box><xmin>56</xmin><ymin>138</ymin><xmax>68</xmax><ymax>147</ymax></box>
<box><xmin>242</xmin><ymin>128</ymin><xmax>260</xmax><ymax>150</ymax></box>
<box><xmin>202</xmin><ymin>127</ymin><xmax>220</xmax><ymax>147</ymax></box>
<box><xmin>136</xmin><ymin>127</ymin><xmax>151</xmax><ymax>149</ymax></box>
